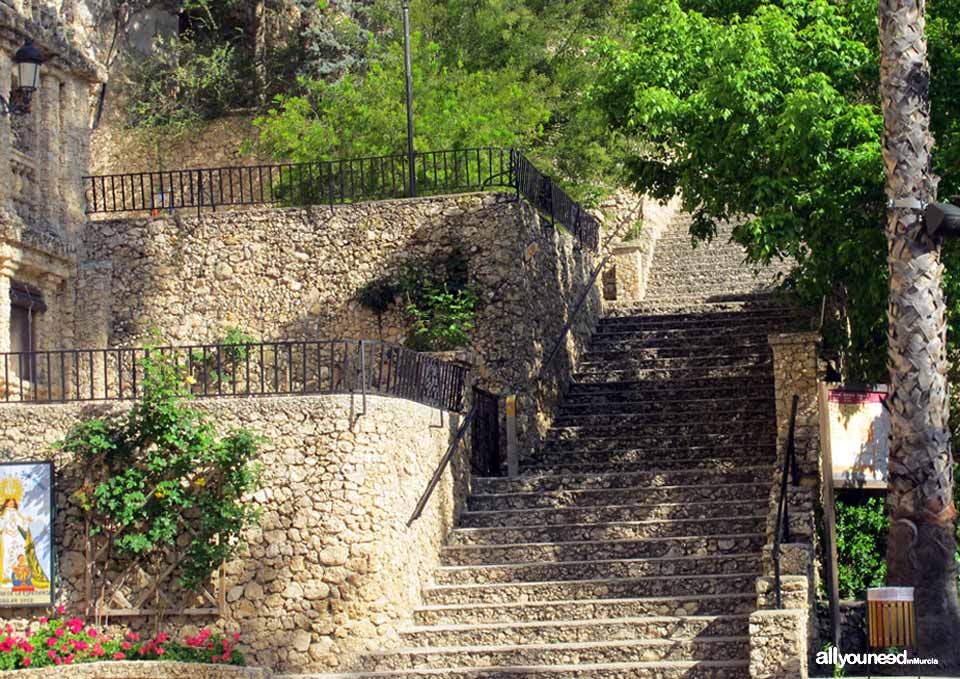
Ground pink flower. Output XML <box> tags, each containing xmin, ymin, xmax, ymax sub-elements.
<box><xmin>38</xmin><ymin>617</ymin><xmax>47</xmax><ymax>624</ymax></box>
<box><xmin>56</xmin><ymin>605</ymin><xmax>65</xmax><ymax>614</ymax></box>
<box><xmin>74</xmin><ymin>641</ymin><xmax>88</xmax><ymax>651</ymax></box>
<box><xmin>21</xmin><ymin>657</ymin><xmax>31</xmax><ymax>667</ymax></box>
<box><xmin>91</xmin><ymin>643</ymin><xmax>103</xmax><ymax>657</ymax></box>
<box><xmin>113</xmin><ymin>652</ymin><xmax>125</xmax><ymax>660</ymax></box>
<box><xmin>121</xmin><ymin>642</ymin><xmax>131</xmax><ymax>650</ymax></box>
<box><xmin>53</xmin><ymin>657</ymin><xmax>61</xmax><ymax>665</ymax></box>
<box><xmin>46</xmin><ymin>638</ymin><xmax>56</xmax><ymax>647</ymax></box>
<box><xmin>53</xmin><ymin>627</ymin><xmax>64</xmax><ymax>638</ymax></box>
<box><xmin>87</xmin><ymin>628</ymin><xmax>97</xmax><ymax>638</ymax></box>
<box><xmin>155</xmin><ymin>632</ymin><xmax>168</xmax><ymax>643</ymax></box>
<box><xmin>156</xmin><ymin>648</ymin><xmax>165</xmax><ymax>656</ymax></box>
<box><xmin>211</xmin><ymin>655</ymin><xmax>220</xmax><ymax>663</ymax></box>
<box><xmin>21</xmin><ymin>644</ymin><xmax>32</xmax><ymax>653</ymax></box>
<box><xmin>232</xmin><ymin>632</ymin><xmax>241</xmax><ymax>642</ymax></box>
<box><xmin>126</xmin><ymin>631</ymin><xmax>140</xmax><ymax>641</ymax></box>
<box><xmin>64</xmin><ymin>654</ymin><xmax>74</xmax><ymax>665</ymax></box>
<box><xmin>47</xmin><ymin>650</ymin><xmax>56</xmax><ymax>659</ymax></box>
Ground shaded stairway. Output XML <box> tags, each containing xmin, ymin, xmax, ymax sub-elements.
<box><xmin>317</xmin><ymin>217</ymin><xmax>806</xmax><ymax>678</ymax></box>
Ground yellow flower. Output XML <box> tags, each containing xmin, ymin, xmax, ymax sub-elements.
<box><xmin>194</xmin><ymin>477</ymin><xmax>206</xmax><ymax>487</ymax></box>
<box><xmin>155</xmin><ymin>489</ymin><xmax>166</xmax><ymax>499</ymax></box>
<box><xmin>185</xmin><ymin>376</ymin><xmax>197</xmax><ymax>385</ymax></box>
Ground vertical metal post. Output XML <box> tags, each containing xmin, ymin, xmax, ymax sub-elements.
<box><xmin>505</xmin><ymin>394</ymin><xmax>519</xmax><ymax>477</ymax></box>
<box><xmin>402</xmin><ymin>0</ymin><xmax>416</xmax><ymax>198</ymax></box>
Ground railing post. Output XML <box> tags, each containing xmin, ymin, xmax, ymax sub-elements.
<box><xmin>505</xmin><ymin>394</ymin><xmax>519</xmax><ymax>477</ymax></box>
<box><xmin>358</xmin><ymin>340</ymin><xmax>367</xmax><ymax>416</ymax></box>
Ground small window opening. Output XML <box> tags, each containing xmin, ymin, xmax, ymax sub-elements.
<box><xmin>9</xmin><ymin>282</ymin><xmax>45</xmax><ymax>381</ymax></box>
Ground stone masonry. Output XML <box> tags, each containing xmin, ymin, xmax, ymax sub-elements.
<box><xmin>0</xmin><ymin>394</ymin><xmax>469</xmax><ymax>672</ymax></box>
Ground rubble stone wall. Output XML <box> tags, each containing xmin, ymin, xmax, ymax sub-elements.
<box><xmin>0</xmin><ymin>394</ymin><xmax>469</xmax><ymax>673</ymax></box>
<box><xmin>80</xmin><ymin>193</ymin><xmax>605</xmax><ymax>454</ymax></box>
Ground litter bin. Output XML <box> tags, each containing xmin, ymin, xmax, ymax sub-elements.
<box><xmin>867</xmin><ymin>587</ymin><xmax>915</xmax><ymax>649</ymax></box>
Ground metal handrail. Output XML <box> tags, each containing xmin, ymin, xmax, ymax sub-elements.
<box><xmin>772</xmin><ymin>394</ymin><xmax>801</xmax><ymax>608</ymax></box>
<box><xmin>0</xmin><ymin>339</ymin><xmax>468</xmax><ymax>413</ymax></box>
<box><xmin>407</xmin><ymin>402</ymin><xmax>477</xmax><ymax>526</ymax></box>
<box><xmin>535</xmin><ymin>255</ymin><xmax>610</xmax><ymax>385</ymax></box>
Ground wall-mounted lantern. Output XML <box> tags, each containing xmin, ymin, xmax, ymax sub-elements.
<box><xmin>1</xmin><ymin>40</ymin><xmax>45</xmax><ymax>117</ymax></box>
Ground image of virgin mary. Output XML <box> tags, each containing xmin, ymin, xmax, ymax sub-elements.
<box><xmin>0</xmin><ymin>478</ymin><xmax>49</xmax><ymax>591</ymax></box>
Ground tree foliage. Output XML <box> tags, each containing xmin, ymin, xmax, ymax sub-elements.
<box><xmin>593</xmin><ymin>0</ymin><xmax>960</xmax><ymax>379</ymax></box>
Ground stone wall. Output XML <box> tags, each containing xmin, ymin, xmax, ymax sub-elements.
<box><xmin>79</xmin><ymin>193</ymin><xmax>606</xmax><ymax>454</ymax></box>
<box><xmin>750</xmin><ymin>331</ymin><xmax>823</xmax><ymax>679</ymax></box>
<box><xmin>0</xmin><ymin>393</ymin><xmax>469</xmax><ymax>673</ymax></box>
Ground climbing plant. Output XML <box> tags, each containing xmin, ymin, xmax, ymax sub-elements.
<box><xmin>61</xmin><ymin>349</ymin><xmax>263</xmax><ymax>591</ymax></box>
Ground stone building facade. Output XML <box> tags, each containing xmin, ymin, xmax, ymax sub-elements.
<box><xmin>0</xmin><ymin>0</ymin><xmax>104</xmax><ymax>398</ymax></box>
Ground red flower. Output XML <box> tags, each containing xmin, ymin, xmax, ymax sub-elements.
<box><xmin>46</xmin><ymin>638</ymin><xmax>56</xmax><ymax>647</ymax></box>
<box><xmin>92</xmin><ymin>643</ymin><xmax>104</xmax><ymax>657</ymax></box>
<box><xmin>87</xmin><ymin>628</ymin><xmax>98</xmax><ymax>638</ymax></box>
<box><xmin>126</xmin><ymin>631</ymin><xmax>140</xmax><ymax>641</ymax></box>
<box><xmin>155</xmin><ymin>632</ymin><xmax>168</xmax><ymax>643</ymax></box>
<box><xmin>232</xmin><ymin>632</ymin><xmax>241</xmax><ymax>642</ymax></box>
<box><xmin>156</xmin><ymin>648</ymin><xmax>165</xmax><ymax>656</ymax></box>
<box><xmin>47</xmin><ymin>650</ymin><xmax>56</xmax><ymax>659</ymax></box>
<box><xmin>53</xmin><ymin>657</ymin><xmax>61</xmax><ymax>665</ymax></box>
<box><xmin>56</xmin><ymin>605</ymin><xmax>65</xmax><ymax>614</ymax></box>
<box><xmin>113</xmin><ymin>652</ymin><xmax>125</xmax><ymax>660</ymax></box>
<box><xmin>121</xmin><ymin>642</ymin><xmax>131</xmax><ymax>650</ymax></box>
<box><xmin>38</xmin><ymin>617</ymin><xmax>47</xmax><ymax>624</ymax></box>
<box><xmin>53</xmin><ymin>627</ymin><xmax>64</xmax><ymax>638</ymax></box>
<box><xmin>21</xmin><ymin>657</ymin><xmax>31</xmax><ymax>667</ymax></box>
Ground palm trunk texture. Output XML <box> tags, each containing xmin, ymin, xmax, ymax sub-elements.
<box><xmin>879</xmin><ymin>0</ymin><xmax>960</xmax><ymax>668</ymax></box>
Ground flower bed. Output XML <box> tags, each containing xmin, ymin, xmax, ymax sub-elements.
<box><xmin>0</xmin><ymin>660</ymin><xmax>268</xmax><ymax>679</ymax></box>
<box><xmin>0</xmin><ymin>609</ymin><xmax>244</xmax><ymax>671</ymax></box>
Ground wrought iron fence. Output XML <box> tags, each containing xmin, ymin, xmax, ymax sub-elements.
<box><xmin>0</xmin><ymin>339</ymin><xmax>468</xmax><ymax>412</ymax></box>
<box><xmin>82</xmin><ymin>147</ymin><xmax>600</xmax><ymax>250</ymax></box>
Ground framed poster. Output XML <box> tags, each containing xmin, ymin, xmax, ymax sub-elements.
<box><xmin>823</xmin><ymin>384</ymin><xmax>890</xmax><ymax>489</ymax></box>
<box><xmin>0</xmin><ymin>462</ymin><xmax>54</xmax><ymax>607</ymax></box>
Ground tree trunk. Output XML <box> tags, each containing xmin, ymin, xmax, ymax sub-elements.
<box><xmin>879</xmin><ymin>0</ymin><xmax>960</xmax><ymax>668</ymax></box>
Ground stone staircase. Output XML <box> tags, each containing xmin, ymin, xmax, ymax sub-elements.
<box><xmin>314</xmin><ymin>217</ymin><xmax>806</xmax><ymax>678</ymax></box>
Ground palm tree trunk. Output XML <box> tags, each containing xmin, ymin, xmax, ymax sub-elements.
<box><xmin>879</xmin><ymin>0</ymin><xmax>960</xmax><ymax>667</ymax></box>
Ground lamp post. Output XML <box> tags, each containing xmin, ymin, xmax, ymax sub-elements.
<box><xmin>402</xmin><ymin>0</ymin><xmax>416</xmax><ymax>197</ymax></box>
<box><xmin>1</xmin><ymin>40</ymin><xmax>44</xmax><ymax>117</ymax></box>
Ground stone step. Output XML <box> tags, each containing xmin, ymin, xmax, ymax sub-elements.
<box><xmin>596</xmin><ymin>307</ymin><xmax>800</xmax><ymax>328</ymax></box>
<box><xmin>576</xmin><ymin>352</ymin><xmax>772</xmax><ymax>371</ymax></box>
<box><xmin>310</xmin><ymin>659</ymin><xmax>750</xmax><ymax>679</ymax></box>
<box><xmin>467</xmin><ymin>482</ymin><xmax>769</xmax><ymax>511</ymax></box>
<box><xmin>422</xmin><ymin>572</ymin><xmax>757</xmax><ymax>605</ymax></box>
<box><xmin>357</xmin><ymin>638</ymin><xmax>750</xmax><ymax>672</ymax></box>
<box><xmin>447</xmin><ymin>515</ymin><xmax>767</xmax><ymax>546</ymax></box>
<box><xmin>441</xmin><ymin>534</ymin><xmax>765</xmax><ymax>566</ymax></box>
<box><xmin>471</xmin><ymin>466</ymin><xmax>774</xmax><ymax>495</ymax></box>
<box><xmin>546</xmin><ymin>423</ymin><xmax>777</xmax><ymax>445</ymax></box>
<box><xmin>568</xmin><ymin>375</ymin><xmax>774</xmax><ymax>394</ymax></box>
<box><xmin>582</xmin><ymin>341</ymin><xmax>771</xmax><ymax>361</ymax></box>
<box><xmin>399</xmin><ymin>614</ymin><xmax>750</xmax><ymax>648</ymax></box>
<box><xmin>586</xmin><ymin>333</ymin><xmax>774</xmax><ymax>353</ymax></box>
<box><xmin>572</xmin><ymin>364</ymin><xmax>772</xmax><ymax>384</ymax></box>
<box><xmin>413</xmin><ymin>593</ymin><xmax>757</xmax><ymax>626</ymax></box>
<box><xmin>562</xmin><ymin>382</ymin><xmax>775</xmax><ymax>403</ymax></box>
<box><xmin>552</xmin><ymin>404</ymin><xmax>774</xmax><ymax>426</ymax></box>
<box><xmin>528</xmin><ymin>446</ymin><xmax>775</xmax><ymax>466</ymax></box>
<box><xmin>522</xmin><ymin>456</ymin><xmax>775</xmax><ymax>475</ymax></box>
<box><xmin>433</xmin><ymin>553</ymin><xmax>762</xmax><ymax>585</ymax></box>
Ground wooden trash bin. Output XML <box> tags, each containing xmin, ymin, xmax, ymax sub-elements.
<box><xmin>867</xmin><ymin>587</ymin><xmax>916</xmax><ymax>649</ymax></box>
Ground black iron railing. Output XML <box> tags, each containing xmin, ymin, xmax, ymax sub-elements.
<box><xmin>0</xmin><ymin>339</ymin><xmax>468</xmax><ymax>413</ymax></box>
<box><xmin>82</xmin><ymin>147</ymin><xmax>600</xmax><ymax>251</ymax></box>
<box><xmin>772</xmin><ymin>394</ymin><xmax>801</xmax><ymax>608</ymax></box>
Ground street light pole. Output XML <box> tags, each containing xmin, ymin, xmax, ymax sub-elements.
<box><xmin>402</xmin><ymin>0</ymin><xmax>416</xmax><ymax>197</ymax></box>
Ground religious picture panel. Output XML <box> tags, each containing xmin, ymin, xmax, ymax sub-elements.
<box><xmin>0</xmin><ymin>462</ymin><xmax>53</xmax><ymax>606</ymax></box>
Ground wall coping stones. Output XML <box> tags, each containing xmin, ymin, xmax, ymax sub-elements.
<box><xmin>768</xmin><ymin>331</ymin><xmax>820</xmax><ymax>348</ymax></box>
<box><xmin>0</xmin><ymin>661</ymin><xmax>271</xmax><ymax>679</ymax></box>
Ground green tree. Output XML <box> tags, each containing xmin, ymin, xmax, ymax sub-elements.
<box><xmin>253</xmin><ymin>33</ymin><xmax>551</xmax><ymax>160</ymax></box>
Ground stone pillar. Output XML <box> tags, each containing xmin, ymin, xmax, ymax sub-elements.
<box><xmin>605</xmin><ymin>242</ymin><xmax>646</xmax><ymax>304</ymax></box>
<box><xmin>0</xmin><ymin>264</ymin><xmax>11</xmax><ymax>353</ymax></box>
<box><xmin>38</xmin><ymin>73</ymin><xmax>62</xmax><ymax>231</ymax></box>
<box><xmin>0</xmin><ymin>55</ymin><xmax>12</xmax><ymax>213</ymax></box>
<box><xmin>61</xmin><ymin>78</ymin><xmax>90</xmax><ymax>242</ymax></box>
<box><xmin>749</xmin><ymin>609</ymin><xmax>808</xmax><ymax>679</ymax></box>
<box><xmin>74</xmin><ymin>261</ymin><xmax>112</xmax><ymax>348</ymax></box>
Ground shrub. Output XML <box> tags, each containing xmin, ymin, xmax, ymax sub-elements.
<box><xmin>835</xmin><ymin>494</ymin><xmax>888</xmax><ymax>600</ymax></box>
<box><xmin>357</xmin><ymin>249</ymin><xmax>479</xmax><ymax>352</ymax></box>
<box><xmin>61</xmin><ymin>349</ymin><xmax>262</xmax><ymax>591</ymax></box>
<box><xmin>0</xmin><ymin>609</ymin><xmax>243</xmax><ymax>669</ymax></box>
